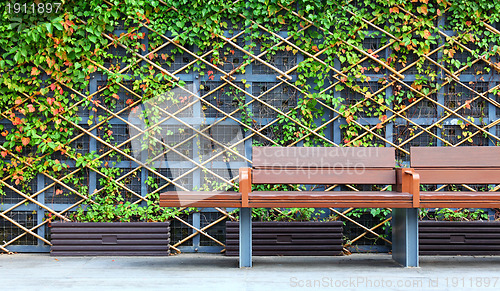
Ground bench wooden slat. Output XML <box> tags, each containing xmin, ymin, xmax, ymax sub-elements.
<box><xmin>249</xmin><ymin>201</ymin><xmax>413</xmax><ymax>208</ymax></box>
<box><xmin>252</xmin><ymin>168</ymin><xmax>396</xmax><ymax>184</ymax></box>
<box><xmin>411</xmin><ymin>146</ymin><xmax>500</xmax><ymax>167</ymax></box>
<box><xmin>160</xmin><ymin>201</ymin><xmax>241</xmax><ymax>207</ymax></box>
<box><xmin>420</xmin><ymin>202</ymin><xmax>500</xmax><ymax>208</ymax></box>
<box><xmin>249</xmin><ymin>191</ymin><xmax>410</xmax><ymax>200</ymax></box>
<box><xmin>249</xmin><ymin>191</ymin><xmax>412</xmax><ymax>207</ymax></box>
<box><xmin>253</xmin><ymin>147</ymin><xmax>395</xmax><ymax>168</ymax></box>
<box><xmin>159</xmin><ymin>191</ymin><xmax>240</xmax><ymax>207</ymax></box>
<box><xmin>414</xmin><ymin>168</ymin><xmax>500</xmax><ymax>184</ymax></box>
<box><xmin>420</xmin><ymin>192</ymin><xmax>500</xmax><ymax>200</ymax></box>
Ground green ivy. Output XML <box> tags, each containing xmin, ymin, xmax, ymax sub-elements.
<box><xmin>2</xmin><ymin>0</ymin><xmax>499</xmax><ymax>224</ymax></box>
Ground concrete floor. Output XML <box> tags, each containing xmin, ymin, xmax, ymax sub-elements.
<box><xmin>1</xmin><ymin>253</ymin><xmax>500</xmax><ymax>290</ymax></box>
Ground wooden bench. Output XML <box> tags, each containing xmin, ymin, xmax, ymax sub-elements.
<box><xmin>239</xmin><ymin>147</ymin><xmax>419</xmax><ymax>208</ymax></box>
<box><xmin>160</xmin><ymin>146</ymin><xmax>420</xmax><ymax>267</ymax></box>
<box><xmin>411</xmin><ymin>146</ymin><xmax>500</xmax><ymax>208</ymax></box>
<box><xmin>408</xmin><ymin>146</ymin><xmax>500</xmax><ymax>265</ymax></box>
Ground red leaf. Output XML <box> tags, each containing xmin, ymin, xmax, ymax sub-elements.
<box><xmin>312</xmin><ymin>45</ymin><xmax>319</xmax><ymax>52</ymax></box>
<box><xmin>12</xmin><ymin>117</ymin><xmax>22</xmax><ymax>126</ymax></box>
<box><xmin>31</xmin><ymin>67</ymin><xmax>39</xmax><ymax>76</ymax></box>
<box><xmin>15</xmin><ymin>146</ymin><xmax>22</xmax><ymax>152</ymax></box>
<box><xmin>419</xmin><ymin>5</ymin><xmax>428</xmax><ymax>15</ymax></box>
<box><xmin>27</xmin><ymin>104</ymin><xmax>35</xmax><ymax>113</ymax></box>
<box><xmin>50</xmin><ymin>83</ymin><xmax>56</xmax><ymax>91</ymax></box>
<box><xmin>465</xmin><ymin>99</ymin><xmax>472</xmax><ymax>110</ymax></box>
<box><xmin>1</xmin><ymin>151</ymin><xmax>7</xmax><ymax>158</ymax></box>
<box><xmin>21</xmin><ymin>137</ymin><xmax>30</xmax><ymax>146</ymax></box>
<box><xmin>389</xmin><ymin>7</ymin><xmax>399</xmax><ymax>13</ymax></box>
<box><xmin>423</xmin><ymin>29</ymin><xmax>431</xmax><ymax>40</ymax></box>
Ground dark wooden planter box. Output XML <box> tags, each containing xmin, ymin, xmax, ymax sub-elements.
<box><xmin>225</xmin><ymin>221</ymin><xmax>343</xmax><ymax>256</ymax></box>
<box><xmin>50</xmin><ymin>222</ymin><xmax>170</xmax><ymax>256</ymax></box>
<box><xmin>419</xmin><ymin>220</ymin><xmax>500</xmax><ymax>256</ymax></box>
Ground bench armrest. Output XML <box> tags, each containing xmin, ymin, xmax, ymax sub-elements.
<box><xmin>397</xmin><ymin>168</ymin><xmax>420</xmax><ymax>208</ymax></box>
<box><xmin>239</xmin><ymin>168</ymin><xmax>252</xmax><ymax>207</ymax></box>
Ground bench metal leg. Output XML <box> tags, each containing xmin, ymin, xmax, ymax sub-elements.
<box><xmin>239</xmin><ymin>207</ymin><xmax>252</xmax><ymax>268</ymax></box>
<box><xmin>392</xmin><ymin>208</ymin><xmax>419</xmax><ymax>267</ymax></box>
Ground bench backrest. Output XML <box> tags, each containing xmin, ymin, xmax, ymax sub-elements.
<box><xmin>410</xmin><ymin>146</ymin><xmax>500</xmax><ymax>184</ymax></box>
<box><xmin>251</xmin><ymin>147</ymin><xmax>396</xmax><ymax>185</ymax></box>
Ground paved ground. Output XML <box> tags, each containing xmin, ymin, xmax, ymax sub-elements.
<box><xmin>1</xmin><ymin>253</ymin><xmax>500</xmax><ymax>290</ymax></box>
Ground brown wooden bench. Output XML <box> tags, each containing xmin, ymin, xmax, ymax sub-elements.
<box><xmin>160</xmin><ymin>146</ymin><xmax>420</xmax><ymax>267</ymax></box>
<box><xmin>239</xmin><ymin>147</ymin><xmax>419</xmax><ymax>209</ymax></box>
<box><xmin>411</xmin><ymin>146</ymin><xmax>500</xmax><ymax>208</ymax></box>
<box><xmin>410</xmin><ymin>146</ymin><xmax>500</xmax><ymax>263</ymax></box>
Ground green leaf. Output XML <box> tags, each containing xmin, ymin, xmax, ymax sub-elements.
<box><xmin>111</xmin><ymin>10</ymin><xmax>119</xmax><ymax>19</ymax></box>
<box><xmin>45</xmin><ymin>23</ymin><xmax>53</xmax><ymax>35</ymax></box>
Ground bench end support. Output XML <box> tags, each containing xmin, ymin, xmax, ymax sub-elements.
<box><xmin>392</xmin><ymin>208</ymin><xmax>419</xmax><ymax>267</ymax></box>
<box><xmin>239</xmin><ymin>207</ymin><xmax>252</xmax><ymax>268</ymax></box>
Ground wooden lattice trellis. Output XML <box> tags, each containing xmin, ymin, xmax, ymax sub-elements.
<box><xmin>1</xmin><ymin>0</ymin><xmax>500</xmax><ymax>254</ymax></box>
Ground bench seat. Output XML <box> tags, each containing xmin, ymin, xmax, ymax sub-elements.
<box><xmin>159</xmin><ymin>190</ymin><xmax>416</xmax><ymax>208</ymax></box>
<box><xmin>419</xmin><ymin>191</ymin><xmax>500</xmax><ymax>208</ymax></box>
<box><xmin>159</xmin><ymin>191</ymin><xmax>241</xmax><ymax>208</ymax></box>
<box><xmin>248</xmin><ymin>191</ymin><xmax>413</xmax><ymax>208</ymax></box>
